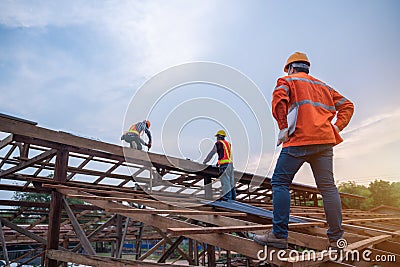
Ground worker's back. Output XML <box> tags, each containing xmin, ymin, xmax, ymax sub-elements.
<box><xmin>273</xmin><ymin>72</ymin><xmax>354</xmax><ymax>147</ymax></box>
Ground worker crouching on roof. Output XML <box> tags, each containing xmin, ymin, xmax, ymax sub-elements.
<box><xmin>203</xmin><ymin>130</ymin><xmax>236</xmax><ymax>201</ymax></box>
<box><xmin>254</xmin><ymin>52</ymin><xmax>354</xmax><ymax>249</ymax></box>
<box><xmin>121</xmin><ymin>120</ymin><xmax>152</xmax><ymax>150</ymax></box>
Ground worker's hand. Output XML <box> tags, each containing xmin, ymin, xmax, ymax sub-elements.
<box><xmin>277</xmin><ymin>128</ymin><xmax>289</xmax><ymax>146</ymax></box>
<box><xmin>120</xmin><ymin>134</ymin><xmax>125</xmax><ymax>140</ymax></box>
<box><xmin>147</xmin><ymin>142</ymin><xmax>152</xmax><ymax>149</ymax></box>
<box><xmin>333</xmin><ymin>125</ymin><xmax>340</xmax><ymax>132</ymax></box>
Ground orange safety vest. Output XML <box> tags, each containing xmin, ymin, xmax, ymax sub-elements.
<box><xmin>272</xmin><ymin>72</ymin><xmax>354</xmax><ymax>148</ymax></box>
<box><xmin>217</xmin><ymin>140</ymin><xmax>233</xmax><ymax>165</ymax></box>
<box><xmin>128</xmin><ymin>124</ymin><xmax>141</xmax><ymax>135</ymax></box>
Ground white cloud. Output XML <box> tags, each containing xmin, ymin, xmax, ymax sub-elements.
<box><xmin>0</xmin><ymin>1</ymin><xmax>221</xmax><ymax>141</ymax></box>
<box><xmin>0</xmin><ymin>1</ymin><xmax>217</xmax><ymax>76</ymax></box>
<box><xmin>336</xmin><ymin>108</ymin><xmax>400</xmax><ymax>158</ymax></box>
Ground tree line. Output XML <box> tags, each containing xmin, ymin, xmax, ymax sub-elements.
<box><xmin>338</xmin><ymin>179</ymin><xmax>400</xmax><ymax>210</ymax></box>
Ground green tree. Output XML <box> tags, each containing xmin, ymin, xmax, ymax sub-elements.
<box><xmin>338</xmin><ymin>181</ymin><xmax>372</xmax><ymax>210</ymax></box>
<box><xmin>368</xmin><ymin>179</ymin><xmax>398</xmax><ymax>207</ymax></box>
<box><xmin>390</xmin><ymin>182</ymin><xmax>400</xmax><ymax>207</ymax></box>
<box><xmin>13</xmin><ymin>174</ymin><xmax>84</xmax><ymax>205</ymax></box>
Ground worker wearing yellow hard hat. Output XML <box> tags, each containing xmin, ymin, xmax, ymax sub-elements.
<box><xmin>254</xmin><ymin>52</ymin><xmax>354</xmax><ymax>250</ymax></box>
<box><xmin>121</xmin><ymin>120</ymin><xmax>152</xmax><ymax>150</ymax></box>
<box><xmin>203</xmin><ymin>129</ymin><xmax>236</xmax><ymax>201</ymax></box>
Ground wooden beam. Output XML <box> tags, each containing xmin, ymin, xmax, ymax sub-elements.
<box><xmin>105</xmin><ymin>208</ymin><xmax>246</xmax><ymax>216</ymax></box>
<box><xmin>0</xmin><ymin>148</ymin><xmax>57</xmax><ymax>177</ymax></box>
<box><xmin>167</xmin><ymin>222</ymin><xmax>324</xmax><ymax>235</ymax></box>
<box><xmin>46</xmin><ymin>249</ymin><xmax>196</xmax><ymax>267</ymax></box>
<box><xmin>62</xmin><ymin>197</ymin><xmax>96</xmax><ymax>255</ymax></box>
<box><xmin>346</xmin><ymin>234</ymin><xmax>392</xmax><ymax>251</ymax></box>
<box><xmin>0</xmin><ymin>144</ymin><xmax>17</xmax><ymax>169</ymax></box>
<box><xmin>0</xmin><ymin>134</ymin><xmax>13</xmax><ymax>150</ymax></box>
<box><xmin>139</xmin><ymin>238</ymin><xmax>166</xmax><ymax>260</ymax></box>
<box><xmin>66</xmin><ymin>194</ymin><xmax>158</xmax><ymax>204</ymax></box>
<box><xmin>46</xmin><ymin>146</ymin><xmax>68</xmax><ymax>267</ymax></box>
<box><xmin>154</xmin><ymin>228</ymin><xmax>194</xmax><ymax>265</ymax></box>
<box><xmin>55</xmin><ymin>188</ymin><xmax>289</xmax><ymax>265</ymax></box>
<box><xmin>72</xmin><ymin>215</ymin><xmax>116</xmax><ymax>252</ymax></box>
<box><xmin>0</xmin><ymin>220</ymin><xmax>10</xmax><ymax>266</ymax></box>
<box><xmin>0</xmin><ymin>217</ymin><xmax>47</xmax><ymax>244</ymax></box>
<box><xmin>158</xmin><ymin>236</ymin><xmax>185</xmax><ymax>263</ymax></box>
<box><xmin>0</xmin><ymin>199</ymin><xmax>102</xmax><ymax>210</ymax></box>
<box><xmin>283</xmin><ymin>234</ymin><xmax>392</xmax><ymax>265</ymax></box>
<box><xmin>206</xmin><ymin>244</ymin><xmax>216</xmax><ymax>267</ymax></box>
<box><xmin>116</xmin><ymin>217</ymin><xmax>130</xmax><ymax>258</ymax></box>
<box><xmin>292</xmin><ymin>214</ymin><xmax>400</xmax><ymax>237</ymax></box>
<box><xmin>343</xmin><ymin>218</ymin><xmax>400</xmax><ymax>224</ymax></box>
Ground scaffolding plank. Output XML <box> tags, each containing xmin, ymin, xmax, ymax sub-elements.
<box><xmin>106</xmin><ymin>208</ymin><xmax>246</xmax><ymax>216</ymax></box>
<box><xmin>167</xmin><ymin>222</ymin><xmax>324</xmax><ymax>235</ymax></box>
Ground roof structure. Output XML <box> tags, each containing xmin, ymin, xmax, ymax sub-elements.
<box><xmin>0</xmin><ymin>113</ymin><xmax>399</xmax><ymax>266</ymax></box>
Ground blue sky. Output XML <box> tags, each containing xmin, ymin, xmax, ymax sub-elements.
<box><xmin>0</xmin><ymin>0</ymin><xmax>399</xmax><ymax>192</ymax></box>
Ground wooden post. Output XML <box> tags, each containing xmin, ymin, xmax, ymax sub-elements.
<box><xmin>63</xmin><ymin>198</ymin><xmax>96</xmax><ymax>255</ymax></box>
<box><xmin>62</xmin><ymin>238</ymin><xmax>69</xmax><ymax>267</ymax></box>
<box><xmin>202</xmin><ymin>243</ymin><xmax>206</xmax><ymax>266</ymax></box>
<box><xmin>116</xmin><ymin>215</ymin><xmax>122</xmax><ymax>258</ymax></box>
<box><xmin>188</xmin><ymin>239</ymin><xmax>193</xmax><ymax>262</ymax></box>
<box><xmin>193</xmin><ymin>240</ymin><xmax>199</xmax><ymax>265</ymax></box>
<box><xmin>117</xmin><ymin>217</ymin><xmax>130</xmax><ymax>258</ymax></box>
<box><xmin>157</xmin><ymin>236</ymin><xmax>185</xmax><ymax>263</ymax></box>
<box><xmin>226</xmin><ymin>250</ymin><xmax>231</xmax><ymax>267</ymax></box>
<box><xmin>206</xmin><ymin>244</ymin><xmax>215</xmax><ymax>267</ymax></box>
<box><xmin>41</xmin><ymin>245</ymin><xmax>46</xmax><ymax>267</ymax></box>
<box><xmin>0</xmin><ymin>220</ymin><xmax>10</xmax><ymax>267</ymax></box>
<box><xmin>111</xmin><ymin>241</ymin><xmax>115</xmax><ymax>257</ymax></box>
<box><xmin>162</xmin><ymin>241</ymin><xmax>166</xmax><ymax>254</ymax></box>
<box><xmin>46</xmin><ymin>146</ymin><xmax>68</xmax><ymax>267</ymax></box>
<box><xmin>313</xmin><ymin>193</ymin><xmax>319</xmax><ymax>207</ymax></box>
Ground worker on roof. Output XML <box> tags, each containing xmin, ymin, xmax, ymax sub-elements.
<box><xmin>203</xmin><ymin>130</ymin><xmax>236</xmax><ymax>201</ymax></box>
<box><xmin>121</xmin><ymin>120</ymin><xmax>152</xmax><ymax>150</ymax></box>
<box><xmin>254</xmin><ymin>52</ymin><xmax>354</xmax><ymax>250</ymax></box>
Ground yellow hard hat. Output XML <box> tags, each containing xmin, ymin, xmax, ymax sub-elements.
<box><xmin>215</xmin><ymin>130</ymin><xmax>226</xmax><ymax>137</ymax></box>
<box><xmin>284</xmin><ymin>52</ymin><xmax>310</xmax><ymax>72</ymax></box>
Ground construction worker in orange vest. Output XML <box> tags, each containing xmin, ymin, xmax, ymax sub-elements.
<box><xmin>254</xmin><ymin>52</ymin><xmax>354</xmax><ymax>249</ymax></box>
<box><xmin>121</xmin><ymin>120</ymin><xmax>152</xmax><ymax>150</ymax></box>
<box><xmin>203</xmin><ymin>130</ymin><xmax>236</xmax><ymax>201</ymax></box>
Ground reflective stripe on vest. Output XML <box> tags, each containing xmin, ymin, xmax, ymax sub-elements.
<box><xmin>218</xmin><ymin>140</ymin><xmax>232</xmax><ymax>165</ymax></box>
<box><xmin>284</xmin><ymin>77</ymin><xmax>333</xmax><ymax>91</ymax></box>
<box><xmin>128</xmin><ymin>124</ymin><xmax>140</xmax><ymax>135</ymax></box>
<box><xmin>289</xmin><ymin>99</ymin><xmax>336</xmax><ymax>113</ymax></box>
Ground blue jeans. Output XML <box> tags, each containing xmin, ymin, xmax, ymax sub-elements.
<box><xmin>271</xmin><ymin>144</ymin><xmax>343</xmax><ymax>241</ymax></box>
<box><xmin>219</xmin><ymin>163</ymin><xmax>236</xmax><ymax>200</ymax></box>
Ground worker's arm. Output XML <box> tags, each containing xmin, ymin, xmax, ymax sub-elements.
<box><xmin>145</xmin><ymin>128</ymin><xmax>152</xmax><ymax>146</ymax></box>
<box><xmin>138</xmin><ymin>137</ymin><xmax>147</xmax><ymax>145</ymax></box>
<box><xmin>332</xmin><ymin>90</ymin><xmax>354</xmax><ymax>131</ymax></box>
<box><xmin>272</xmin><ymin>78</ymin><xmax>290</xmax><ymax>129</ymax></box>
<box><xmin>203</xmin><ymin>145</ymin><xmax>217</xmax><ymax>164</ymax></box>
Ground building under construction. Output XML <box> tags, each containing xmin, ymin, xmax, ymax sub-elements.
<box><xmin>0</xmin><ymin>113</ymin><xmax>399</xmax><ymax>266</ymax></box>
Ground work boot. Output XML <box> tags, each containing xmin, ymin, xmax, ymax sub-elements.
<box><xmin>253</xmin><ymin>231</ymin><xmax>288</xmax><ymax>249</ymax></box>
